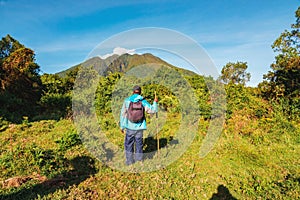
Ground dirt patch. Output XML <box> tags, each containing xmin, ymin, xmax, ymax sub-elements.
<box><xmin>1</xmin><ymin>174</ymin><xmax>47</xmax><ymax>188</ymax></box>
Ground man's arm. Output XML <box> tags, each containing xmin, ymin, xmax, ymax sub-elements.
<box><xmin>142</xmin><ymin>98</ymin><xmax>158</xmax><ymax>114</ymax></box>
<box><xmin>120</xmin><ymin>101</ymin><xmax>127</xmax><ymax>131</ymax></box>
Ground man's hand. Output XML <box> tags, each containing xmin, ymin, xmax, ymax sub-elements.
<box><xmin>154</xmin><ymin>91</ymin><xmax>158</xmax><ymax>102</ymax></box>
<box><xmin>121</xmin><ymin>129</ymin><xmax>125</xmax><ymax>134</ymax></box>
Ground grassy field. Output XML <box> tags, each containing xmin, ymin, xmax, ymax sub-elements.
<box><xmin>0</xmin><ymin>116</ymin><xmax>299</xmax><ymax>199</ymax></box>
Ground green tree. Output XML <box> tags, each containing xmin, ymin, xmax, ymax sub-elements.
<box><xmin>62</xmin><ymin>66</ymin><xmax>79</xmax><ymax>93</ymax></box>
<box><xmin>1</xmin><ymin>48</ymin><xmax>41</xmax><ymax>99</ymax></box>
<box><xmin>261</xmin><ymin>6</ymin><xmax>300</xmax><ymax>99</ymax></box>
<box><xmin>38</xmin><ymin>70</ymin><xmax>79</xmax><ymax>119</ymax></box>
<box><xmin>0</xmin><ymin>34</ymin><xmax>24</xmax><ymax>59</ymax></box>
<box><xmin>0</xmin><ymin>34</ymin><xmax>25</xmax><ymax>91</ymax></box>
<box><xmin>0</xmin><ymin>35</ymin><xmax>41</xmax><ymax>122</ymax></box>
<box><xmin>40</xmin><ymin>74</ymin><xmax>64</xmax><ymax>94</ymax></box>
<box><xmin>260</xmin><ymin>6</ymin><xmax>300</xmax><ymax>119</ymax></box>
<box><xmin>220</xmin><ymin>61</ymin><xmax>251</xmax><ymax>85</ymax></box>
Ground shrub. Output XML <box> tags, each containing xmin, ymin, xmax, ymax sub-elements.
<box><xmin>55</xmin><ymin>131</ymin><xmax>82</xmax><ymax>151</ymax></box>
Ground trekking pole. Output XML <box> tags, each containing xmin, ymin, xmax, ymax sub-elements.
<box><xmin>155</xmin><ymin>91</ymin><xmax>159</xmax><ymax>156</ymax></box>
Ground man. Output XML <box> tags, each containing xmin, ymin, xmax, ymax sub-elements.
<box><xmin>120</xmin><ymin>85</ymin><xmax>158</xmax><ymax>165</ymax></box>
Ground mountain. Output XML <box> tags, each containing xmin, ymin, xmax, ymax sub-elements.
<box><xmin>56</xmin><ymin>53</ymin><xmax>197</xmax><ymax>77</ymax></box>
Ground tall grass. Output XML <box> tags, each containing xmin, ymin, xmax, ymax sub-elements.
<box><xmin>0</xmin><ymin>116</ymin><xmax>299</xmax><ymax>199</ymax></box>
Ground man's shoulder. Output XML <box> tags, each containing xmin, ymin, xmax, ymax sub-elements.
<box><xmin>128</xmin><ymin>94</ymin><xmax>145</xmax><ymax>102</ymax></box>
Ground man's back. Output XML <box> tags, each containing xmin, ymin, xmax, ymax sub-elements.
<box><xmin>120</xmin><ymin>93</ymin><xmax>157</xmax><ymax>131</ymax></box>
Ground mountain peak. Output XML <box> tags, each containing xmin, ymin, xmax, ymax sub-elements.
<box><xmin>57</xmin><ymin>53</ymin><xmax>196</xmax><ymax>77</ymax></box>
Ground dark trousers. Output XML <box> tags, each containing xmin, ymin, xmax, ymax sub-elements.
<box><xmin>124</xmin><ymin>129</ymin><xmax>143</xmax><ymax>165</ymax></box>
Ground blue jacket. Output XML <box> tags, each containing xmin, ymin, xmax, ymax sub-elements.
<box><xmin>120</xmin><ymin>94</ymin><xmax>158</xmax><ymax>130</ymax></box>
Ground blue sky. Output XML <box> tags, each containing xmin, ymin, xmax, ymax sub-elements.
<box><xmin>0</xmin><ymin>0</ymin><xmax>299</xmax><ymax>86</ymax></box>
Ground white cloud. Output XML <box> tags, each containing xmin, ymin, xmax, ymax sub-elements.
<box><xmin>99</xmin><ymin>47</ymin><xmax>136</xmax><ymax>59</ymax></box>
